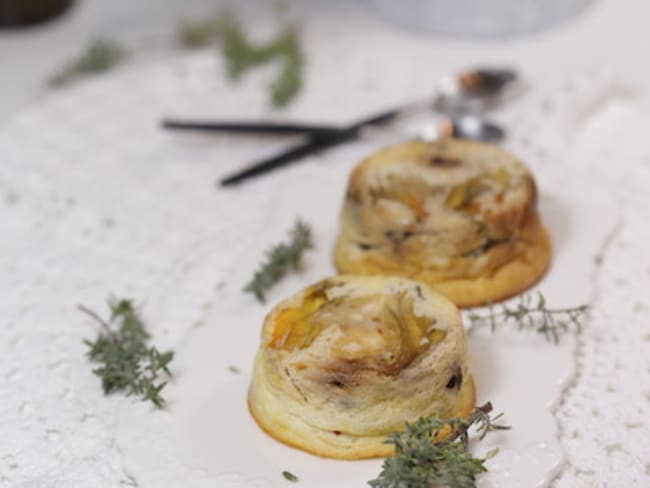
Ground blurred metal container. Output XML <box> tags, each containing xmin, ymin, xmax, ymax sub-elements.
<box><xmin>364</xmin><ymin>0</ymin><xmax>594</xmax><ymax>38</ymax></box>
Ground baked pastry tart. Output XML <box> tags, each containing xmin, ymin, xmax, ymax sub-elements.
<box><xmin>334</xmin><ymin>139</ymin><xmax>551</xmax><ymax>308</ymax></box>
<box><xmin>248</xmin><ymin>275</ymin><xmax>475</xmax><ymax>459</ymax></box>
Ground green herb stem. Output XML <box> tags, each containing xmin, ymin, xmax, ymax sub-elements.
<box><xmin>465</xmin><ymin>292</ymin><xmax>588</xmax><ymax>344</ymax></box>
<box><xmin>48</xmin><ymin>38</ymin><xmax>126</xmax><ymax>88</ymax></box>
<box><xmin>80</xmin><ymin>298</ymin><xmax>174</xmax><ymax>408</ymax></box>
<box><xmin>178</xmin><ymin>11</ymin><xmax>304</xmax><ymax>107</ymax></box>
<box><xmin>244</xmin><ymin>219</ymin><xmax>313</xmax><ymax>303</ymax></box>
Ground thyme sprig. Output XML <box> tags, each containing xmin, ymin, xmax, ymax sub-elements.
<box><xmin>79</xmin><ymin>299</ymin><xmax>174</xmax><ymax>408</ymax></box>
<box><xmin>245</xmin><ymin>219</ymin><xmax>313</xmax><ymax>303</ymax></box>
<box><xmin>48</xmin><ymin>38</ymin><xmax>126</xmax><ymax>88</ymax></box>
<box><xmin>465</xmin><ymin>292</ymin><xmax>588</xmax><ymax>344</ymax></box>
<box><xmin>178</xmin><ymin>11</ymin><xmax>304</xmax><ymax>107</ymax></box>
<box><xmin>369</xmin><ymin>402</ymin><xmax>509</xmax><ymax>488</ymax></box>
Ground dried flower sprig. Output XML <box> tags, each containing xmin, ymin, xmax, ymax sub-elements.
<box><xmin>48</xmin><ymin>38</ymin><xmax>126</xmax><ymax>88</ymax></box>
<box><xmin>244</xmin><ymin>219</ymin><xmax>313</xmax><ymax>303</ymax></box>
<box><xmin>79</xmin><ymin>299</ymin><xmax>174</xmax><ymax>408</ymax></box>
<box><xmin>465</xmin><ymin>292</ymin><xmax>588</xmax><ymax>344</ymax></box>
<box><xmin>369</xmin><ymin>402</ymin><xmax>509</xmax><ymax>488</ymax></box>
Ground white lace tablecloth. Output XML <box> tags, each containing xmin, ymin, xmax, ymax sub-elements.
<box><xmin>1</xmin><ymin>36</ymin><xmax>649</xmax><ymax>488</ymax></box>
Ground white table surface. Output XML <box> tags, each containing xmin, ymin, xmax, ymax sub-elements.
<box><xmin>1</xmin><ymin>0</ymin><xmax>650</xmax><ymax>124</ymax></box>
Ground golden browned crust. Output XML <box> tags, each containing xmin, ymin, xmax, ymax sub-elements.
<box><xmin>334</xmin><ymin>139</ymin><xmax>551</xmax><ymax>308</ymax></box>
<box><xmin>248</xmin><ymin>374</ymin><xmax>476</xmax><ymax>460</ymax></box>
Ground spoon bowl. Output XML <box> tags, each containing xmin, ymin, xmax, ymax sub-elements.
<box><xmin>394</xmin><ymin>113</ymin><xmax>506</xmax><ymax>144</ymax></box>
<box><xmin>435</xmin><ymin>67</ymin><xmax>520</xmax><ymax>113</ymax></box>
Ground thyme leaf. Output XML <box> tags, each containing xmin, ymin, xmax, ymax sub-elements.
<box><xmin>282</xmin><ymin>470</ymin><xmax>299</xmax><ymax>482</ymax></box>
<box><xmin>369</xmin><ymin>402</ymin><xmax>509</xmax><ymax>488</ymax></box>
<box><xmin>465</xmin><ymin>292</ymin><xmax>588</xmax><ymax>344</ymax></box>
<box><xmin>244</xmin><ymin>219</ymin><xmax>313</xmax><ymax>303</ymax></box>
<box><xmin>48</xmin><ymin>38</ymin><xmax>126</xmax><ymax>88</ymax></box>
<box><xmin>79</xmin><ymin>299</ymin><xmax>174</xmax><ymax>408</ymax></box>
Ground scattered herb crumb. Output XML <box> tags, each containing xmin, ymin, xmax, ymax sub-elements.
<box><xmin>228</xmin><ymin>365</ymin><xmax>240</xmax><ymax>374</ymax></box>
<box><xmin>79</xmin><ymin>298</ymin><xmax>174</xmax><ymax>408</ymax></box>
<box><xmin>244</xmin><ymin>219</ymin><xmax>313</xmax><ymax>303</ymax></box>
<box><xmin>282</xmin><ymin>470</ymin><xmax>299</xmax><ymax>482</ymax></box>
<box><xmin>48</xmin><ymin>38</ymin><xmax>126</xmax><ymax>88</ymax></box>
<box><xmin>465</xmin><ymin>292</ymin><xmax>588</xmax><ymax>344</ymax></box>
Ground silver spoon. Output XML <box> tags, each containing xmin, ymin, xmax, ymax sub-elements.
<box><xmin>384</xmin><ymin>67</ymin><xmax>519</xmax><ymax>125</ymax></box>
<box><xmin>361</xmin><ymin>114</ymin><xmax>505</xmax><ymax>143</ymax></box>
<box><xmin>435</xmin><ymin>67</ymin><xmax>519</xmax><ymax>113</ymax></box>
